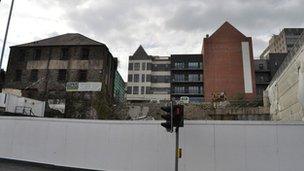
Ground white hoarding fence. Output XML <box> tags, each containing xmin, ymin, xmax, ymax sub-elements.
<box><xmin>0</xmin><ymin>93</ymin><xmax>45</xmax><ymax>117</ymax></box>
<box><xmin>66</xmin><ymin>82</ymin><xmax>102</xmax><ymax>92</ymax></box>
<box><xmin>1</xmin><ymin>118</ymin><xmax>304</xmax><ymax>171</ymax></box>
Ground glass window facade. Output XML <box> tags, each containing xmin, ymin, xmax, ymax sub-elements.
<box><xmin>151</xmin><ymin>76</ymin><xmax>170</xmax><ymax>83</ymax></box>
<box><xmin>128</xmin><ymin>74</ymin><xmax>133</xmax><ymax>82</ymax></box>
<box><xmin>127</xmin><ymin>86</ymin><xmax>132</xmax><ymax>94</ymax></box>
<box><xmin>142</xmin><ymin>74</ymin><xmax>145</xmax><ymax>82</ymax></box>
<box><xmin>147</xmin><ymin>63</ymin><xmax>152</xmax><ymax>70</ymax></box>
<box><xmin>146</xmin><ymin>75</ymin><xmax>151</xmax><ymax>82</ymax></box>
<box><xmin>174</xmin><ymin>74</ymin><xmax>185</xmax><ymax>82</ymax></box>
<box><xmin>141</xmin><ymin>86</ymin><xmax>145</xmax><ymax>94</ymax></box>
<box><xmin>174</xmin><ymin>87</ymin><xmax>185</xmax><ymax>93</ymax></box>
<box><xmin>188</xmin><ymin>62</ymin><xmax>199</xmax><ymax>69</ymax></box>
<box><xmin>189</xmin><ymin>86</ymin><xmax>200</xmax><ymax>94</ymax></box>
<box><xmin>142</xmin><ymin>63</ymin><xmax>146</xmax><ymax>70</ymax></box>
<box><xmin>134</xmin><ymin>63</ymin><xmax>140</xmax><ymax>71</ymax></box>
<box><xmin>133</xmin><ymin>86</ymin><xmax>139</xmax><ymax>94</ymax></box>
<box><xmin>174</xmin><ymin>62</ymin><xmax>184</xmax><ymax>69</ymax></box>
<box><xmin>188</xmin><ymin>74</ymin><xmax>200</xmax><ymax>81</ymax></box>
<box><xmin>134</xmin><ymin>74</ymin><xmax>139</xmax><ymax>82</ymax></box>
<box><xmin>128</xmin><ymin>63</ymin><xmax>133</xmax><ymax>70</ymax></box>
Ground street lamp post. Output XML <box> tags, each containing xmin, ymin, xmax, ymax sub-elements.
<box><xmin>0</xmin><ymin>0</ymin><xmax>15</xmax><ymax>69</ymax></box>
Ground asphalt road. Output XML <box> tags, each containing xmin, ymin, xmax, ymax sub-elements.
<box><xmin>0</xmin><ymin>159</ymin><xmax>99</xmax><ymax>171</ymax></box>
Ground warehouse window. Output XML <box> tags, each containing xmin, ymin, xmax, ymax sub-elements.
<box><xmin>15</xmin><ymin>70</ymin><xmax>22</xmax><ymax>81</ymax></box>
<box><xmin>20</xmin><ymin>49</ymin><xmax>26</xmax><ymax>61</ymax></box>
<box><xmin>30</xmin><ymin>69</ymin><xmax>38</xmax><ymax>82</ymax></box>
<box><xmin>33</xmin><ymin>49</ymin><xmax>41</xmax><ymax>60</ymax></box>
<box><xmin>60</xmin><ymin>48</ymin><xmax>69</xmax><ymax>60</ymax></box>
<box><xmin>57</xmin><ymin>69</ymin><xmax>67</xmax><ymax>82</ymax></box>
<box><xmin>81</xmin><ymin>48</ymin><xmax>90</xmax><ymax>60</ymax></box>
<box><xmin>78</xmin><ymin>70</ymin><xmax>87</xmax><ymax>82</ymax></box>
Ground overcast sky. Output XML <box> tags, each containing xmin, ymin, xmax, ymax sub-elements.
<box><xmin>1</xmin><ymin>0</ymin><xmax>304</xmax><ymax>80</ymax></box>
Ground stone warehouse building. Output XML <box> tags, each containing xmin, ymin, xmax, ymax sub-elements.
<box><xmin>4</xmin><ymin>33</ymin><xmax>117</xmax><ymax>118</ymax></box>
<box><xmin>127</xmin><ymin>46</ymin><xmax>171</xmax><ymax>102</ymax></box>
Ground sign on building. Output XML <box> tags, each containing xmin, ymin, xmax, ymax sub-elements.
<box><xmin>66</xmin><ymin>82</ymin><xmax>102</xmax><ymax>92</ymax></box>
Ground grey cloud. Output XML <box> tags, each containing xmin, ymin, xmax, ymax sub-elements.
<box><xmin>19</xmin><ymin>0</ymin><xmax>304</xmax><ymax>79</ymax></box>
<box><xmin>166</xmin><ymin>0</ymin><xmax>304</xmax><ymax>34</ymax></box>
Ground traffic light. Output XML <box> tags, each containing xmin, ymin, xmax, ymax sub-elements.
<box><xmin>161</xmin><ymin>105</ymin><xmax>173</xmax><ymax>132</ymax></box>
<box><xmin>161</xmin><ymin>104</ymin><xmax>184</xmax><ymax>132</ymax></box>
<box><xmin>173</xmin><ymin>105</ymin><xmax>184</xmax><ymax>127</ymax></box>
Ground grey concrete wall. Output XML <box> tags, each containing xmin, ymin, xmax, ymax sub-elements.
<box><xmin>267</xmin><ymin>45</ymin><xmax>304</xmax><ymax>121</ymax></box>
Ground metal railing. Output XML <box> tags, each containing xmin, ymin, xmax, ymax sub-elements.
<box><xmin>269</xmin><ymin>31</ymin><xmax>304</xmax><ymax>86</ymax></box>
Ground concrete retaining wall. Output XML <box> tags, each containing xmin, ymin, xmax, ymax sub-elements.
<box><xmin>267</xmin><ymin>45</ymin><xmax>304</xmax><ymax>120</ymax></box>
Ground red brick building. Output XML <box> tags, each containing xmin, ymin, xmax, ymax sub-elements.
<box><xmin>202</xmin><ymin>22</ymin><xmax>256</xmax><ymax>101</ymax></box>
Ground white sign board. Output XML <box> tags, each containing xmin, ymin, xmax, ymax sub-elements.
<box><xmin>66</xmin><ymin>82</ymin><xmax>102</xmax><ymax>92</ymax></box>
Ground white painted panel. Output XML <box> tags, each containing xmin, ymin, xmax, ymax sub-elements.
<box><xmin>215</xmin><ymin>125</ymin><xmax>246</xmax><ymax>171</ymax></box>
<box><xmin>277</xmin><ymin>126</ymin><xmax>304</xmax><ymax>171</ymax></box>
<box><xmin>45</xmin><ymin>122</ymin><xmax>67</xmax><ymax>166</ymax></box>
<box><xmin>180</xmin><ymin>124</ymin><xmax>214</xmax><ymax>171</ymax></box>
<box><xmin>241</xmin><ymin>42</ymin><xmax>253</xmax><ymax>93</ymax></box>
<box><xmin>245</xmin><ymin>125</ymin><xmax>278</xmax><ymax>171</ymax></box>
<box><xmin>0</xmin><ymin>119</ymin><xmax>15</xmax><ymax>156</ymax></box>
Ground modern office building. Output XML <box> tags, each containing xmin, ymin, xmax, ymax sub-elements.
<box><xmin>114</xmin><ymin>71</ymin><xmax>126</xmax><ymax>104</ymax></box>
<box><xmin>170</xmin><ymin>54</ymin><xmax>203</xmax><ymax>103</ymax></box>
<box><xmin>202</xmin><ymin>22</ymin><xmax>256</xmax><ymax>101</ymax></box>
<box><xmin>126</xmin><ymin>45</ymin><xmax>171</xmax><ymax>102</ymax></box>
<box><xmin>254</xmin><ymin>53</ymin><xmax>287</xmax><ymax>97</ymax></box>
<box><xmin>260</xmin><ymin>28</ymin><xmax>304</xmax><ymax>59</ymax></box>
<box><xmin>4</xmin><ymin>33</ymin><xmax>117</xmax><ymax>118</ymax></box>
<box><xmin>254</xmin><ymin>59</ymin><xmax>271</xmax><ymax>97</ymax></box>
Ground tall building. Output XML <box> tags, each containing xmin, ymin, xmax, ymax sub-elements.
<box><xmin>4</xmin><ymin>33</ymin><xmax>117</xmax><ymax>118</ymax></box>
<box><xmin>255</xmin><ymin>53</ymin><xmax>287</xmax><ymax>97</ymax></box>
<box><xmin>261</xmin><ymin>28</ymin><xmax>304</xmax><ymax>59</ymax></box>
<box><xmin>254</xmin><ymin>59</ymin><xmax>271</xmax><ymax>97</ymax></box>
<box><xmin>202</xmin><ymin>22</ymin><xmax>256</xmax><ymax>101</ymax></box>
<box><xmin>170</xmin><ymin>54</ymin><xmax>204</xmax><ymax>103</ymax></box>
<box><xmin>114</xmin><ymin>71</ymin><xmax>126</xmax><ymax>104</ymax></box>
<box><xmin>127</xmin><ymin>46</ymin><xmax>171</xmax><ymax>102</ymax></box>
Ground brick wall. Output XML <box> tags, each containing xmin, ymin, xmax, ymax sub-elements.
<box><xmin>203</xmin><ymin>22</ymin><xmax>256</xmax><ymax>101</ymax></box>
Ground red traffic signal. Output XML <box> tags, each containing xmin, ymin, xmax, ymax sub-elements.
<box><xmin>173</xmin><ymin>105</ymin><xmax>184</xmax><ymax>127</ymax></box>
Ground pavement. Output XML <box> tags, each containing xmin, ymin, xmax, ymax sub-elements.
<box><xmin>0</xmin><ymin>159</ymin><xmax>99</xmax><ymax>171</ymax></box>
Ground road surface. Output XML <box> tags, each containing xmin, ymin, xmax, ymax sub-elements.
<box><xmin>0</xmin><ymin>159</ymin><xmax>98</xmax><ymax>171</ymax></box>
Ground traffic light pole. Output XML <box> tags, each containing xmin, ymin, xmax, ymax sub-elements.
<box><xmin>175</xmin><ymin>126</ymin><xmax>179</xmax><ymax>171</ymax></box>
